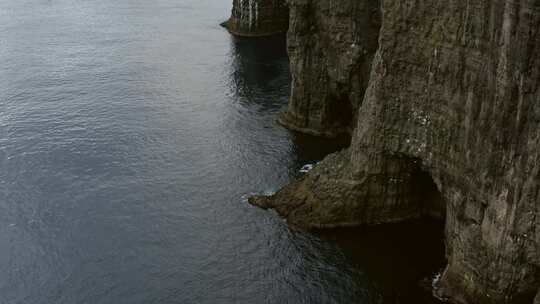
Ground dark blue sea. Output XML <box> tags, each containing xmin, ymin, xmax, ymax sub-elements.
<box><xmin>0</xmin><ymin>1</ymin><xmax>445</xmax><ymax>303</ymax></box>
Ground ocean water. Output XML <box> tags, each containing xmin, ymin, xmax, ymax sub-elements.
<box><xmin>0</xmin><ymin>1</ymin><xmax>444</xmax><ymax>303</ymax></box>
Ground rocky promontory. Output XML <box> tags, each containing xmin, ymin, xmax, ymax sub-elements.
<box><xmin>222</xmin><ymin>0</ymin><xmax>289</xmax><ymax>37</ymax></box>
<box><xmin>242</xmin><ymin>0</ymin><xmax>540</xmax><ymax>303</ymax></box>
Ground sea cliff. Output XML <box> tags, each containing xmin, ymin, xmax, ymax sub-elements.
<box><xmin>223</xmin><ymin>0</ymin><xmax>289</xmax><ymax>37</ymax></box>
<box><xmin>240</xmin><ymin>0</ymin><xmax>540</xmax><ymax>303</ymax></box>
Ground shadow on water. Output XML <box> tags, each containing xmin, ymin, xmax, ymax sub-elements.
<box><xmin>292</xmin><ymin>133</ymin><xmax>350</xmax><ymax>162</ymax></box>
<box><xmin>227</xmin><ymin>35</ymin><xmax>290</xmax><ymax>111</ymax></box>
<box><xmin>287</xmin><ymin>133</ymin><xmax>351</xmax><ymax>178</ymax></box>
<box><xmin>315</xmin><ymin>218</ymin><xmax>447</xmax><ymax>304</ymax></box>
<box><xmin>227</xmin><ymin>34</ymin><xmax>350</xmax><ymax>170</ymax></box>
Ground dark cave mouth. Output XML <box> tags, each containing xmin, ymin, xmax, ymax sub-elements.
<box><xmin>316</xmin><ymin>160</ymin><xmax>449</xmax><ymax>303</ymax></box>
<box><xmin>316</xmin><ymin>218</ymin><xmax>447</xmax><ymax>304</ymax></box>
<box><xmin>373</xmin><ymin>163</ymin><xmax>448</xmax><ymax>302</ymax></box>
<box><xmin>374</xmin><ymin>155</ymin><xmax>447</xmax><ymax>222</ymax></box>
<box><xmin>410</xmin><ymin>164</ymin><xmax>447</xmax><ymax>221</ymax></box>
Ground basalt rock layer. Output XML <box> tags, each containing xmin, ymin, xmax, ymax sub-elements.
<box><xmin>223</xmin><ymin>0</ymin><xmax>289</xmax><ymax>37</ymax></box>
<box><xmin>251</xmin><ymin>0</ymin><xmax>540</xmax><ymax>303</ymax></box>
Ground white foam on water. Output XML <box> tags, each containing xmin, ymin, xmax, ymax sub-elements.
<box><xmin>241</xmin><ymin>192</ymin><xmax>258</xmax><ymax>203</ymax></box>
<box><xmin>262</xmin><ymin>189</ymin><xmax>276</xmax><ymax>196</ymax></box>
<box><xmin>431</xmin><ymin>271</ymin><xmax>450</xmax><ymax>302</ymax></box>
<box><xmin>431</xmin><ymin>272</ymin><xmax>441</xmax><ymax>289</ymax></box>
<box><xmin>300</xmin><ymin>164</ymin><xmax>314</xmax><ymax>173</ymax></box>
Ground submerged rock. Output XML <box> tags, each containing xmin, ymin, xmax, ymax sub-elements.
<box><xmin>252</xmin><ymin>0</ymin><xmax>540</xmax><ymax>303</ymax></box>
<box><xmin>222</xmin><ymin>0</ymin><xmax>289</xmax><ymax>37</ymax></box>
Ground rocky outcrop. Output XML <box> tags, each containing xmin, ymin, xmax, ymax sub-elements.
<box><xmin>251</xmin><ymin>149</ymin><xmax>446</xmax><ymax>227</ymax></box>
<box><xmin>278</xmin><ymin>0</ymin><xmax>381</xmax><ymax>138</ymax></box>
<box><xmin>251</xmin><ymin>0</ymin><xmax>540</xmax><ymax>303</ymax></box>
<box><xmin>223</xmin><ymin>0</ymin><xmax>289</xmax><ymax>37</ymax></box>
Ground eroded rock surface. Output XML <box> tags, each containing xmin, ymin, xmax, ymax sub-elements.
<box><xmin>252</xmin><ymin>0</ymin><xmax>540</xmax><ymax>303</ymax></box>
<box><xmin>279</xmin><ymin>0</ymin><xmax>381</xmax><ymax>137</ymax></box>
<box><xmin>223</xmin><ymin>0</ymin><xmax>289</xmax><ymax>37</ymax></box>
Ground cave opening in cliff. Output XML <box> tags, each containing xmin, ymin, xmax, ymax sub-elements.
<box><xmin>309</xmin><ymin>158</ymin><xmax>449</xmax><ymax>303</ymax></box>
<box><xmin>316</xmin><ymin>166</ymin><xmax>448</xmax><ymax>303</ymax></box>
<box><xmin>317</xmin><ymin>218</ymin><xmax>447</xmax><ymax>303</ymax></box>
<box><xmin>343</xmin><ymin>161</ymin><xmax>448</xmax><ymax>303</ymax></box>
<box><xmin>410</xmin><ymin>165</ymin><xmax>446</xmax><ymax>220</ymax></box>
<box><xmin>384</xmin><ymin>162</ymin><xmax>448</xmax><ymax>302</ymax></box>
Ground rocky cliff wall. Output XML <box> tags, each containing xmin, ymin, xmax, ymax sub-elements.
<box><xmin>278</xmin><ymin>0</ymin><xmax>381</xmax><ymax>137</ymax></box>
<box><xmin>251</xmin><ymin>0</ymin><xmax>540</xmax><ymax>303</ymax></box>
<box><xmin>223</xmin><ymin>0</ymin><xmax>289</xmax><ymax>37</ymax></box>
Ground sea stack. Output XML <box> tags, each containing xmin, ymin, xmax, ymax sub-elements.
<box><xmin>250</xmin><ymin>0</ymin><xmax>540</xmax><ymax>303</ymax></box>
<box><xmin>222</xmin><ymin>0</ymin><xmax>289</xmax><ymax>37</ymax></box>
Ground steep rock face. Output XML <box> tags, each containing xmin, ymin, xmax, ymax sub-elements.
<box><xmin>279</xmin><ymin>0</ymin><xmax>381</xmax><ymax>137</ymax></box>
<box><xmin>252</xmin><ymin>0</ymin><xmax>540</xmax><ymax>303</ymax></box>
<box><xmin>223</xmin><ymin>0</ymin><xmax>289</xmax><ymax>37</ymax></box>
